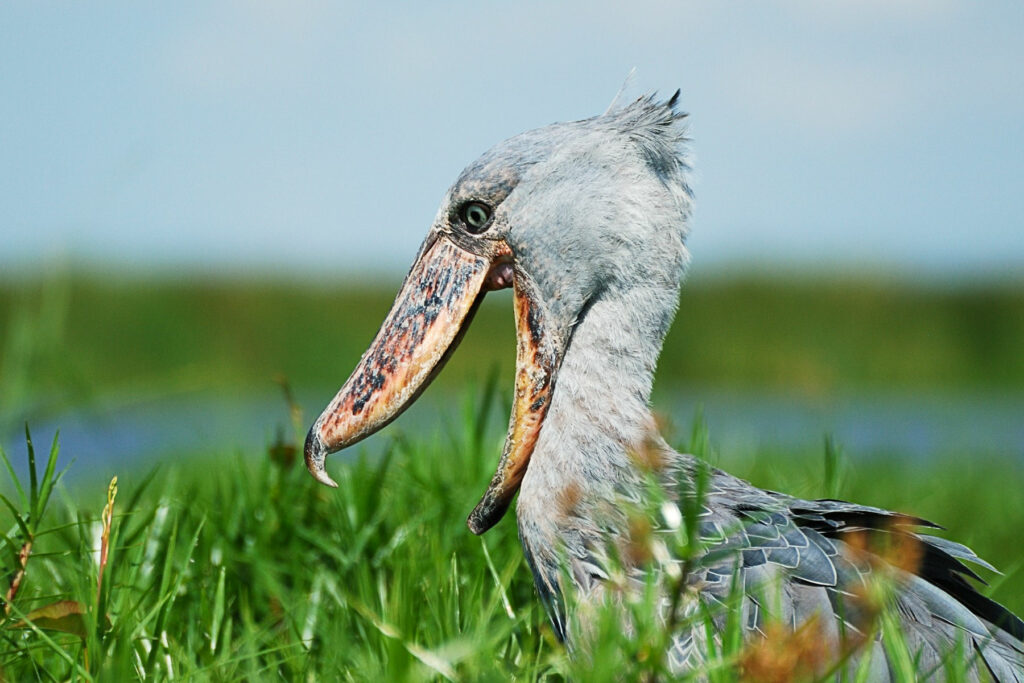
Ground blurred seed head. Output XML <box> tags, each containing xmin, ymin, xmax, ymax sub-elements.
<box><xmin>739</xmin><ymin>614</ymin><xmax>829</xmax><ymax>683</ymax></box>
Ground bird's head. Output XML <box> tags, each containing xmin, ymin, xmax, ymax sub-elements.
<box><xmin>305</xmin><ymin>93</ymin><xmax>692</xmax><ymax>533</ymax></box>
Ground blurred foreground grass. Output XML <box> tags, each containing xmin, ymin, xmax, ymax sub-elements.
<box><xmin>2</xmin><ymin>272</ymin><xmax>1024</xmax><ymax>422</ymax></box>
<box><xmin>0</xmin><ymin>393</ymin><xmax>1021</xmax><ymax>680</ymax></box>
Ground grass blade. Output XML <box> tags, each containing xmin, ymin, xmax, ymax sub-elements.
<box><xmin>481</xmin><ymin>537</ymin><xmax>515</xmax><ymax>620</ymax></box>
<box><xmin>25</xmin><ymin>424</ymin><xmax>38</xmax><ymax>525</ymax></box>
<box><xmin>4</xmin><ymin>600</ymin><xmax>93</xmax><ymax>681</ymax></box>
<box><xmin>34</xmin><ymin>431</ymin><xmax>61</xmax><ymax>524</ymax></box>
<box><xmin>0</xmin><ymin>493</ymin><xmax>32</xmax><ymax>541</ymax></box>
<box><xmin>0</xmin><ymin>444</ymin><xmax>28</xmax><ymax>510</ymax></box>
<box><xmin>210</xmin><ymin>566</ymin><xmax>226</xmax><ymax>655</ymax></box>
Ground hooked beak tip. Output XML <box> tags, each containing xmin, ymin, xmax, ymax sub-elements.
<box><xmin>304</xmin><ymin>428</ymin><xmax>339</xmax><ymax>488</ymax></box>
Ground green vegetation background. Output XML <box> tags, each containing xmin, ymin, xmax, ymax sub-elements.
<box><xmin>0</xmin><ymin>272</ymin><xmax>1022</xmax><ymax>679</ymax></box>
<box><xmin>4</xmin><ymin>272</ymin><xmax>1024</xmax><ymax>419</ymax></box>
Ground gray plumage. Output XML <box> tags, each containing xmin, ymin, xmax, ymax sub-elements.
<box><xmin>436</xmin><ymin>93</ymin><xmax>1024</xmax><ymax>680</ymax></box>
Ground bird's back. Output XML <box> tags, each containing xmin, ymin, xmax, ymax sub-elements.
<box><xmin>661</xmin><ymin>462</ymin><xmax>1024</xmax><ymax>680</ymax></box>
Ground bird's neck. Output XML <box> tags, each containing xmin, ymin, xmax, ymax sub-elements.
<box><xmin>516</xmin><ymin>280</ymin><xmax>681</xmax><ymax>546</ymax></box>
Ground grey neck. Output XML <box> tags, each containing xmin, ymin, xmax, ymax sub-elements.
<box><xmin>516</xmin><ymin>279</ymin><xmax>681</xmax><ymax>543</ymax></box>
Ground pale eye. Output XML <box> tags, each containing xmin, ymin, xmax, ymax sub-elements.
<box><xmin>460</xmin><ymin>201</ymin><xmax>492</xmax><ymax>233</ymax></box>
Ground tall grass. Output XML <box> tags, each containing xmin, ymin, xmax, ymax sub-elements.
<box><xmin>1</xmin><ymin>273</ymin><xmax>1021</xmax><ymax>679</ymax></box>
<box><xmin>0</xmin><ymin>392</ymin><xmax>561</xmax><ymax>680</ymax></box>
<box><xmin>1</xmin><ymin>390</ymin><xmax>1021</xmax><ymax>680</ymax></box>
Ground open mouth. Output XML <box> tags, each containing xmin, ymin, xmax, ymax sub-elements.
<box><xmin>304</xmin><ymin>234</ymin><xmax>561</xmax><ymax>533</ymax></box>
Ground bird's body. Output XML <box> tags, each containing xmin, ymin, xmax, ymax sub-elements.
<box><xmin>305</xmin><ymin>93</ymin><xmax>1024</xmax><ymax>679</ymax></box>
<box><xmin>529</xmin><ymin>447</ymin><xmax>1024</xmax><ymax>679</ymax></box>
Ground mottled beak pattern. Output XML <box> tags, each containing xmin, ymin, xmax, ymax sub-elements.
<box><xmin>468</xmin><ymin>276</ymin><xmax>558</xmax><ymax>534</ymax></box>
<box><xmin>305</xmin><ymin>233</ymin><xmax>559</xmax><ymax>532</ymax></box>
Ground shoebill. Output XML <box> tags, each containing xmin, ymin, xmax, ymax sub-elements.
<box><xmin>304</xmin><ymin>93</ymin><xmax>1024</xmax><ymax>679</ymax></box>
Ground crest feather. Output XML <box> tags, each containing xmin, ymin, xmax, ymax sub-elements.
<box><xmin>602</xmin><ymin>90</ymin><xmax>691</xmax><ymax>192</ymax></box>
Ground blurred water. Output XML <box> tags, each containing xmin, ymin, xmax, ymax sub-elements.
<box><xmin>657</xmin><ymin>387</ymin><xmax>1024</xmax><ymax>459</ymax></box>
<box><xmin>2</xmin><ymin>387</ymin><xmax>1022</xmax><ymax>486</ymax></box>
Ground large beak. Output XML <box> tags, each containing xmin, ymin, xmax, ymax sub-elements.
<box><xmin>305</xmin><ymin>233</ymin><xmax>561</xmax><ymax>534</ymax></box>
<box><xmin>466</xmin><ymin>274</ymin><xmax>559</xmax><ymax>534</ymax></box>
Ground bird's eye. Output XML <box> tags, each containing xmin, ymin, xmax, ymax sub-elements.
<box><xmin>460</xmin><ymin>201</ymin><xmax>492</xmax><ymax>233</ymax></box>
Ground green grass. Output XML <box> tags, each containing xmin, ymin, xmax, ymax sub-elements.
<box><xmin>1</xmin><ymin>271</ymin><xmax>1022</xmax><ymax>679</ymax></box>
<box><xmin>0</xmin><ymin>392</ymin><xmax>1021</xmax><ymax>681</ymax></box>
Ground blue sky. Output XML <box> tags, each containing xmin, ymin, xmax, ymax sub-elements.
<box><xmin>2</xmin><ymin>1</ymin><xmax>1023</xmax><ymax>278</ymax></box>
